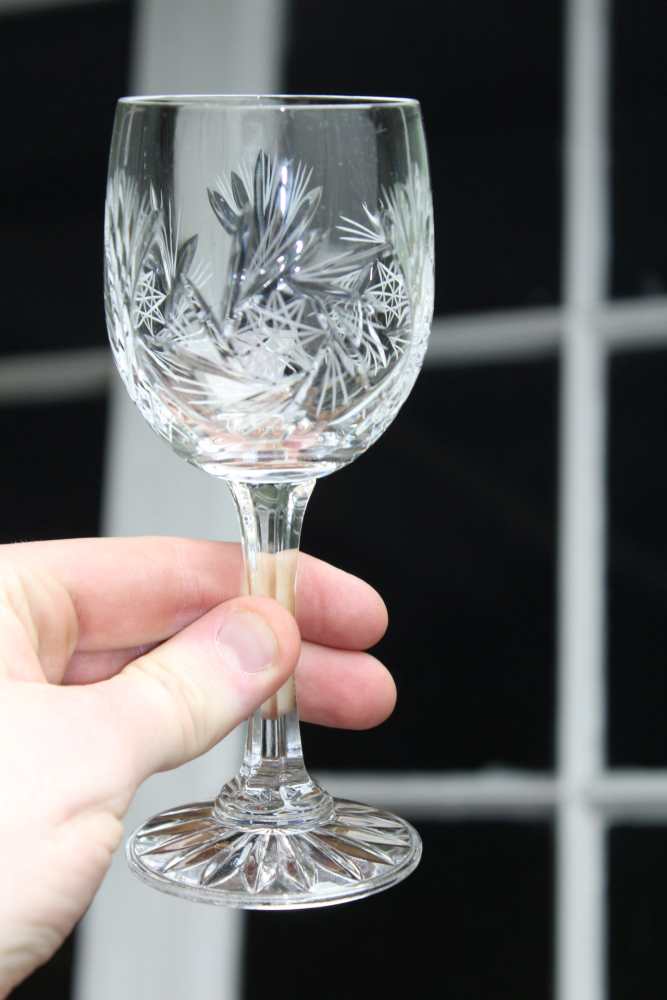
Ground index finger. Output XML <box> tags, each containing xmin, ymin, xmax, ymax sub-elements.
<box><xmin>3</xmin><ymin>537</ymin><xmax>387</xmax><ymax>653</ymax></box>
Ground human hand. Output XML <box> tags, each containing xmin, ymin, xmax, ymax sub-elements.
<box><xmin>0</xmin><ymin>537</ymin><xmax>392</xmax><ymax>997</ymax></box>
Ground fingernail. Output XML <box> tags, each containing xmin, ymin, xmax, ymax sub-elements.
<box><xmin>215</xmin><ymin>610</ymin><xmax>277</xmax><ymax>673</ymax></box>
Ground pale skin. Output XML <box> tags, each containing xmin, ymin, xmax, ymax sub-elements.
<box><xmin>0</xmin><ymin>537</ymin><xmax>394</xmax><ymax>998</ymax></box>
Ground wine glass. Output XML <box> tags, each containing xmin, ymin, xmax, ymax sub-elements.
<box><xmin>104</xmin><ymin>94</ymin><xmax>434</xmax><ymax>909</ymax></box>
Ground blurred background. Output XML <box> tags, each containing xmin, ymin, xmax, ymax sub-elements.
<box><xmin>2</xmin><ymin>0</ymin><xmax>666</xmax><ymax>998</ymax></box>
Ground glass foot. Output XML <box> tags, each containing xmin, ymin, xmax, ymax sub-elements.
<box><xmin>127</xmin><ymin>798</ymin><xmax>422</xmax><ymax>909</ymax></box>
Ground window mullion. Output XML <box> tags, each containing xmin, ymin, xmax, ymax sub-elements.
<box><xmin>556</xmin><ymin>1</ymin><xmax>610</xmax><ymax>999</ymax></box>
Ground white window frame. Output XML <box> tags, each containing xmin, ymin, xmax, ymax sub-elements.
<box><xmin>3</xmin><ymin>1</ymin><xmax>667</xmax><ymax>998</ymax></box>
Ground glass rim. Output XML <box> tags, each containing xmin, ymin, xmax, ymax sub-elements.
<box><xmin>117</xmin><ymin>93</ymin><xmax>421</xmax><ymax>111</ymax></box>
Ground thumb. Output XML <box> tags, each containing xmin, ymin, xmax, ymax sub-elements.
<box><xmin>97</xmin><ymin>595</ymin><xmax>300</xmax><ymax>786</ymax></box>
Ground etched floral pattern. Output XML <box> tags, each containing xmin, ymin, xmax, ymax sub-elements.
<box><xmin>104</xmin><ymin>151</ymin><xmax>433</xmax><ymax>434</ymax></box>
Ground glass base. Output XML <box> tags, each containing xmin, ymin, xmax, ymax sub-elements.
<box><xmin>126</xmin><ymin>798</ymin><xmax>422</xmax><ymax>909</ymax></box>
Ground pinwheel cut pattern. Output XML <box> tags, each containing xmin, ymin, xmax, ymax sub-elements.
<box><xmin>105</xmin><ymin>151</ymin><xmax>433</xmax><ymax>441</ymax></box>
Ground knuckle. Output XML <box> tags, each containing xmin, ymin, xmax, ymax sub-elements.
<box><xmin>125</xmin><ymin>653</ymin><xmax>208</xmax><ymax>762</ymax></box>
<box><xmin>0</xmin><ymin>564</ymin><xmax>79</xmax><ymax>665</ymax></box>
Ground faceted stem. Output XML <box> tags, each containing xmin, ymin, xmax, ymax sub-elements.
<box><xmin>232</xmin><ymin>480</ymin><xmax>311</xmax><ymax>718</ymax></box>
<box><xmin>215</xmin><ymin>480</ymin><xmax>334</xmax><ymax>828</ymax></box>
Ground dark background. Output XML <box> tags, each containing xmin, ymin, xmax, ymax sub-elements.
<box><xmin>2</xmin><ymin>1</ymin><xmax>666</xmax><ymax>998</ymax></box>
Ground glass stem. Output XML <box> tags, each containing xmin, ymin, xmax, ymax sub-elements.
<box><xmin>214</xmin><ymin>480</ymin><xmax>334</xmax><ymax>829</ymax></box>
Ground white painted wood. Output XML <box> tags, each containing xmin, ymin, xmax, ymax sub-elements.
<box><xmin>319</xmin><ymin>771</ymin><xmax>558</xmax><ymax>817</ymax></box>
<box><xmin>321</xmin><ymin>769</ymin><xmax>667</xmax><ymax>820</ymax></box>
<box><xmin>427</xmin><ymin>308</ymin><xmax>562</xmax><ymax>362</ymax></box>
<box><xmin>559</xmin><ymin>809</ymin><xmax>606</xmax><ymax>997</ymax></box>
<box><xmin>556</xmin><ymin>2</ymin><xmax>609</xmax><ymax>999</ymax></box>
<box><xmin>0</xmin><ymin>348</ymin><xmax>109</xmax><ymax>403</ymax></box>
<box><xmin>557</xmin><ymin>318</ymin><xmax>607</xmax><ymax>781</ymax></box>
<box><xmin>129</xmin><ymin>0</ymin><xmax>287</xmax><ymax>99</ymax></box>
<box><xmin>591</xmin><ymin>772</ymin><xmax>667</xmax><ymax>818</ymax></box>
<box><xmin>73</xmin><ymin>2</ymin><xmax>288</xmax><ymax>999</ymax></box>
<box><xmin>602</xmin><ymin>296</ymin><xmax>667</xmax><ymax>346</ymax></box>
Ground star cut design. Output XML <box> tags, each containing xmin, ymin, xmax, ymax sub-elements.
<box><xmin>367</xmin><ymin>260</ymin><xmax>409</xmax><ymax>330</ymax></box>
<box><xmin>128</xmin><ymin>799</ymin><xmax>420</xmax><ymax>906</ymax></box>
<box><xmin>134</xmin><ymin>269</ymin><xmax>167</xmax><ymax>334</ymax></box>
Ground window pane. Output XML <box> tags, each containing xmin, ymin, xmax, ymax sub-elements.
<box><xmin>0</xmin><ymin>2</ymin><xmax>133</xmax><ymax>354</ymax></box>
<box><xmin>607</xmin><ymin>349</ymin><xmax>667</xmax><ymax>766</ymax></box>
<box><xmin>285</xmin><ymin>0</ymin><xmax>563</xmax><ymax>314</ymax></box>
<box><xmin>302</xmin><ymin>360</ymin><xmax>558</xmax><ymax>771</ymax></box>
<box><xmin>611</xmin><ymin>0</ymin><xmax>667</xmax><ymax>297</ymax></box>
<box><xmin>608</xmin><ymin>825</ymin><xmax>667</xmax><ymax>999</ymax></box>
<box><xmin>243</xmin><ymin>821</ymin><xmax>553</xmax><ymax>1000</ymax></box>
<box><xmin>0</xmin><ymin>397</ymin><xmax>107</xmax><ymax>544</ymax></box>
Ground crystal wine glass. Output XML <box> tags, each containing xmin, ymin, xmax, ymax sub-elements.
<box><xmin>104</xmin><ymin>95</ymin><xmax>434</xmax><ymax>908</ymax></box>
